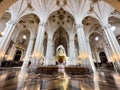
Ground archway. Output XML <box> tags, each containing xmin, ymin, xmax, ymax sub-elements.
<box><xmin>53</xmin><ymin>26</ymin><xmax>69</xmax><ymax>56</ymax></box>
<box><xmin>85</xmin><ymin>16</ymin><xmax>105</xmax><ymax>65</ymax></box>
<box><xmin>17</xmin><ymin>13</ymin><xmax>39</xmax><ymax>60</ymax></box>
<box><xmin>14</xmin><ymin>50</ymin><xmax>22</xmax><ymax>61</ymax></box>
<box><xmin>99</xmin><ymin>52</ymin><xmax>109</xmax><ymax>68</ymax></box>
<box><xmin>99</xmin><ymin>52</ymin><xmax>108</xmax><ymax>63</ymax></box>
<box><xmin>89</xmin><ymin>32</ymin><xmax>105</xmax><ymax>68</ymax></box>
<box><xmin>48</xmin><ymin>8</ymin><xmax>74</xmax><ymax>56</ymax></box>
<box><xmin>16</xmin><ymin>30</ymin><xmax>30</xmax><ymax>46</ymax></box>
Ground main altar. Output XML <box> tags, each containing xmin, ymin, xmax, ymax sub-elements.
<box><xmin>43</xmin><ymin>45</ymin><xmax>77</xmax><ymax>66</ymax></box>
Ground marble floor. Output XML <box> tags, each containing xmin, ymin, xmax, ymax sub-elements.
<box><xmin>0</xmin><ymin>67</ymin><xmax>120</xmax><ymax>90</ymax></box>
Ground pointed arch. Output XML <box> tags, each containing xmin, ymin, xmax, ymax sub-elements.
<box><xmin>48</xmin><ymin>8</ymin><xmax>75</xmax><ymax>21</ymax></box>
<box><xmin>14</xmin><ymin>50</ymin><xmax>22</xmax><ymax>61</ymax></box>
<box><xmin>82</xmin><ymin>16</ymin><xmax>101</xmax><ymax>26</ymax></box>
<box><xmin>19</xmin><ymin>12</ymin><xmax>40</xmax><ymax>22</ymax></box>
<box><xmin>82</xmin><ymin>16</ymin><xmax>103</xmax><ymax>40</ymax></box>
<box><xmin>53</xmin><ymin>26</ymin><xmax>69</xmax><ymax>55</ymax></box>
<box><xmin>18</xmin><ymin>13</ymin><xmax>40</xmax><ymax>24</ymax></box>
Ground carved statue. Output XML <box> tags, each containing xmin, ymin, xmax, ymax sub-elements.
<box><xmin>55</xmin><ymin>45</ymin><xmax>67</xmax><ymax>62</ymax></box>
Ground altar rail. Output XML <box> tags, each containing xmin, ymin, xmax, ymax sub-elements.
<box><xmin>36</xmin><ymin>66</ymin><xmax>91</xmax><ymax>75</ymax></box>
<box><xmin>65</xmin><ymin>67</ymin><xmax>91</xmax><ymax>75</ymax></box>
<box><xmin>43</xmin><ymin>57</ymin><xmax>77</xmax><ymax>66</ymax></box>
<box><xmin>36</xmin><ymin>66</ymin><xmax>58</xmax><ymax>75</ymax></box>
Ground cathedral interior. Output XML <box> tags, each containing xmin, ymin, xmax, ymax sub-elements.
<box><xmin>0</xmin><ymin>0</ymin><xmax>120</xmax><ymax>90</ymax></box>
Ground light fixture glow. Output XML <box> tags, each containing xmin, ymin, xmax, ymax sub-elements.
<box><xmin>1</xmin><ymin>32</ymin><xmax>4</xmax><ymax>36</ymax></box>
<box><xmin>111</xmin><ymin>26</ymin><xmax>116</xmax><ymax>31</ymax></box>
<box><xmin>23</xmin><ymin>35</ymin><xmax>27</xmax><ymax>39</ymax></box>
<box><xmin>4</xmin><ymin>55</ymin><xmax>7</xmax><ymax>58</ymax></box>
<box><xmin>95</xmin><ymin>36</ymin><xmax>99</xmax><ymax>41</ymax></box>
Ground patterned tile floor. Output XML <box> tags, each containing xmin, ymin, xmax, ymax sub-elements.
<box><xmin>0</xmin><ymin>67</ymin><xmax>120</xmax><ymax>90</ymax></box>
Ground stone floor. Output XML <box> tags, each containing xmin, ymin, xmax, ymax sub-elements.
<box><xmin>0</xmin><ymin>67</ymin><xmax>120</xmax><ymax>90</ymax></box>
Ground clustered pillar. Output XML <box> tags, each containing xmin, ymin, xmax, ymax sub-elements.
<box><xmin>31</xmin><ymin>22</ymin><xmax>46</xmax><ymax>67</ymax></box>
<box><xmin>46</xmin><ymin>37</ymin><xmax>53</xmax><ymax>57</ymax></box>
<box><xmin>69</xmin><ymin>37</ymin><xmax>76</xmax><ymax>65</ymax></box>
<box><xmin>103</xmin><ymin>24</ymin><xmax>120</xmax><ymax>67</ymax></box>
<box><xmin>22</xmin><ymin>33</ymin><xmax>36</xmax><ymax>68</ymax></box>
<box><xmin>76</xmin><ymin>23</ymin><xmax>89</xmax><ymax>66</ymax></box>
<box><xmin>45</xmin><ymin>37</ymin><xmax>54</xmax><ymax>65</ymax></box>
<box><xmin>0</xmin><ymin>20</ymin><xmax>17</xmax><ymax>60</ymax></box>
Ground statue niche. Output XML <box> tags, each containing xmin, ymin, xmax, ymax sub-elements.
<box><xmin>55</xmin><ymin>45</ymin><xmax>67</xmax><ymax>63</ymax></box>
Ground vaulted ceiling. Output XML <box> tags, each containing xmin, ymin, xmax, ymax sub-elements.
<box><xmin>0</xmin><ymin>0</ymin><xmax>16</xmax><ymax>19</ymax></box>
<box><xmin>0</xmin><ymin>0</ymin><xmax>120</xmax><ymax>19</ymax></box>
<box><xmin>104</xmin><ymin>0</ymin><xmax>120</xmax><ymax>12</ymax></box>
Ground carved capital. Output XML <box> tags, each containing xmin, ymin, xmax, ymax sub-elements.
<box><xmin>103</xmin><ymin>24</ymin><xmax>111</xmax><ymax>30</ymax></box>
<box><xmin>76</xmin><ymin>24</ymin><xmax>83</xmax><ymax>29</ymax></box>
<box><xmin>30</xmin><ymin>36</ymin><xmax>35</xmax><ymax>40</ymax></box>
<box><xmin>69</xmin><ymin>38</ymin><xmax>74</xmax><ymax>41</ymax></box>
<box><xmin>48</xmin><ymin>38</ymin><xmax>52</xmax><ymax>41</ymax></box>
<box><xmin>39</xmin><ymin>22</ymin><xmax>46</xmax><ymax>27</ymax></box>
<box><xmin>7</xmin><ymin>20</ymin><xmax>17</xmax><ymax>25</ymax></box>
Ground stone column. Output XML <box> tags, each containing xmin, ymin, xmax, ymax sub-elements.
<box><xmin>32</xmin><ymin>22</ymin><xmax>46</xmax><ymax>67</ymax></box>
<box><xmin>92</xmin><ymin>51</ymin><xmax>96</xmax><ymax>62</ymax></box>
<box><xmin>95</xmin><ymin>51</ymin><xmax>101</xmax><ymax>63</ymax></box>
<box><xmin>22</xmin><ymin>33</ymin><xmax>36</xmax><ymax>68</ymax></box>
<box><xmin>20</xmin><ymin>51</ymin><xmax>25</xmax><ymax>61</ymax></box>
<box><xmin>69</xmin><ymin>37</ymin><xmax>77</xmax><ymax>65</ymax></box>
<box><xmin>103</xmin><ymin>24</ymin><xmax>120</xmax><ymax>67</ymax></box>
<box><xmin>104</xmin><ymin>44</ymin><xmax>112</xmax><ymax>62</ymax></box>
<box><xmin>25</xmin><ymin>33</ymin><xmax>35</xmax><ymax>60</ymax></box>
<box><xmin>86</xmin><ymin>40</ymin><xmax>96</xmax><ymax>71</ymax></box>
<box><xmin>76</xmin><ymin>23</ymin><xmax>88</xmax><ymax>66</ymax></box>
<box><xmin>7</xmin><ymin>44</ymin><xmax>16</xmax><ymax>60</ymax></box>
<box><xmin>45</xmin><ymin>37</ymin><xmax>53</xmax><ymax>65</ymax></box>
<box><xmin>0</xmin><ymin>20</ymin><xmax>17</xmax><ymax>59</ymax></box>
<box><xmin>69</xmin><ymin>38</ymin><xmax>76</xmax><ymax>58</ymax></box>
<box><xmin>46</xmin><ymin>37</ymin><xmax>53</xmax><ymax>57</ymax></box>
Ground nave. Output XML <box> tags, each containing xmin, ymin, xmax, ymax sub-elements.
<box><xmin>0</xmin><ymin>67</ymin><xmax>120</xmax><ymax>90</ymax></box>
<box><xmin>1</xmin><ymin>0</ymin><xmax>120</xmax><ymax>90</ymax></box>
